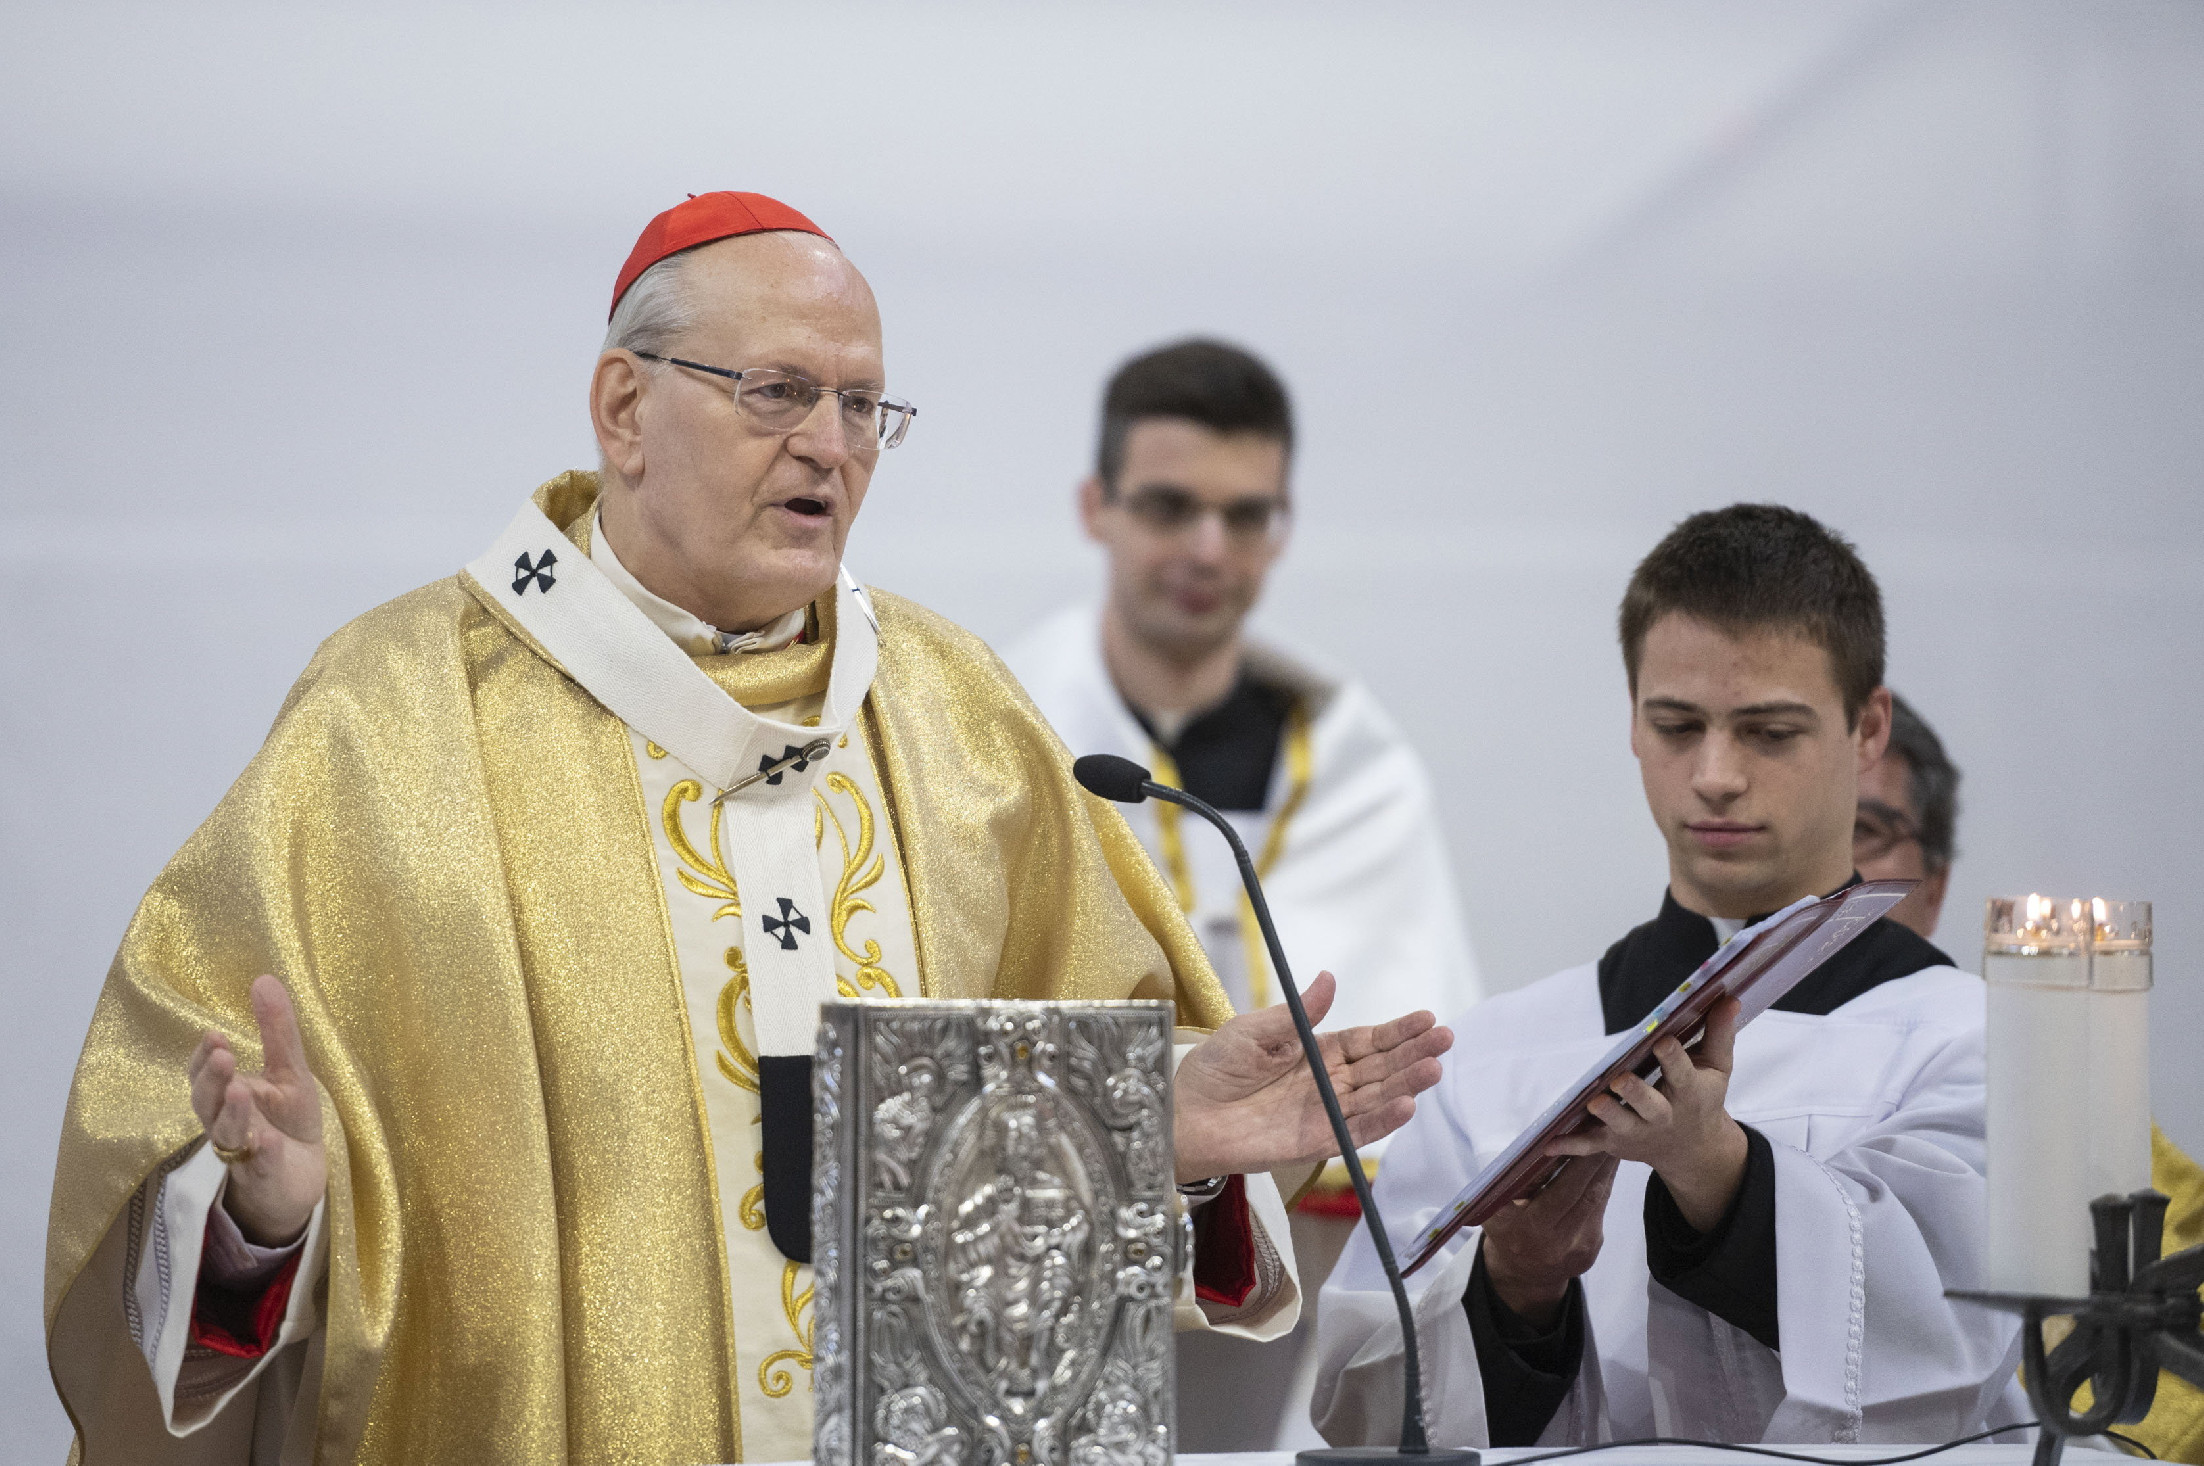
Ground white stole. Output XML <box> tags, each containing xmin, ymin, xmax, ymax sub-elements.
<box><xmin>466</xmin><ymin>501</ymin><xmax>917</xmax><ymax>1461</ymax></box>
<box><xmin>466</xmin><ymin>501</ymin><xmax>882</xmax><ymax>1062</ymax></box>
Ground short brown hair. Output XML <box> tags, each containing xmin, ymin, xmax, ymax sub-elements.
<box><xmin>1096</xmin><ymin>338</ymin><xmax>1293</xmax><ymax>493</ymax></box>
<box><xmin>1619</xmin><ymin>504</ymin><xmax>1886</xmax><ymax>727</ymax></box>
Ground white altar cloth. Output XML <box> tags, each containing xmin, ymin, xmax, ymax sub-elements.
<box><xmin>753</xmin><ymin>1446</ymin><xmax>2104</xmax><ymax>1466</ymax></box>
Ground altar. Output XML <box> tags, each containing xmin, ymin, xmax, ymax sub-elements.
<box><xmin>749</xmin><ymin>1446</ymin><xmax>2113</xmax><ymax>1466</ymax></box>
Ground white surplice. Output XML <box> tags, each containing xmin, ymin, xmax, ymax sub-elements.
<box><xmin>1001</xmin><ymin>605</ymin><xmax>1481</xmax><ymax>1032</ymax></box>
<box><xmin>1313</xmin><ymin>963</ymin><xmax>2028</xmax><ymax>1449</ymax></box>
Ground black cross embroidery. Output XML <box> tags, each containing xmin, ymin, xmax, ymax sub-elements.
<box><xmin>756</xmin><ymin>743</ymin><xmax>819</xmax><ymax>786</ymax></box>
<box><xmin>762</xmin><ymin>897</ymin><xmax>811</xmax><ymax>951</ymax></box>
<box><xmin>512</xmin><ymin>548</ymin><xmax>558</xmax><ymax>595</ymax></box>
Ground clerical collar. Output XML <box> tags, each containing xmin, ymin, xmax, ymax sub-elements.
<box><xmin>588</xmin><ymin>509</ymin><xmax>808</xmax><ymax>657</ymax></box>
<box><xmin>1595</xmin><ymin>878</ymin><xmax>1955</xmax><ymax>1036</ymax></box>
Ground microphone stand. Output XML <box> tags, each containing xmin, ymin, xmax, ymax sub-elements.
<box><xmin>1075</xmin><ymin>755</ymin><xmax>1476</xmax><ymax>1466</ymax></box>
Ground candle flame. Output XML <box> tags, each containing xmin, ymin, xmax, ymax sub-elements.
<box><xmin>1990</xmin><ymin>895</ymin><xmax>2148</xmax><ymax>956</ymax></box>
<box><xmin>2005</xmin><ymin>893</ymin><xmax>2078</xmax><ymax>950</ymax></box>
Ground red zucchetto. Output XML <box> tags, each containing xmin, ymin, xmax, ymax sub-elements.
<box><xmin>609</xmin><ymin>191</ymin><xmax>832</xmax><ymax>318</ymax></box>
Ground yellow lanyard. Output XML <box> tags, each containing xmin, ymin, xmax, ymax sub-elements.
<box><xmin>1148</xmin><ymin>699</ymin><xmax>1314</xmax><ymax>1010</ymax></box>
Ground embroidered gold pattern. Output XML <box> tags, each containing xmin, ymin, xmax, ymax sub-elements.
<box><xmin>648</xmin><ymin>731</ymin><xmax>902</xmax><ymax>1410</ymax></box>
<box><xmin>758</xmin><ymin>1261</ymin><xmax>815</xmax><ymax>1396</ymax></box>
<box><xmin>646</xmin><ymin>741</ymin><xmax>668</xmax><ymax>759</ymax></box>
<box><xmin>715</xmin><ymin>948</ymin><xmax>760</xmax><ymax>1093</ymax></box>
<box><xmin>662</xmin><ymin>779</ymin><xmax>741</xmax><ymax>921</ymax></box>
<box><xmin>740</xmin><ymin>1153</ymin><xmax>767</xmax><ymax>1231</ymax></box>
<box><xmin>813</xmin><ymin>772</ymin><xmax>901</xmax><ymax>998</ymax></box>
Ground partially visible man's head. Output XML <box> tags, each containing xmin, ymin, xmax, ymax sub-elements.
<box><xmin>1081</xmin><ymin>340</ymin><xmax>1293</xmax><ymax>662</ymax></box>
<box><xmin>1856</xmin><ymin>693</ymin><xmax>1960</xmax><ymax>939</ymax></box>
<box><xmin>1620</xmin><ymin>505</ymin><xmax>1893</xmax><ymax>920</ymax></box>
<box><xmin>590</xmin><ymin>199</ymin><xmax>886</xmax><ymax>634</ymax></box>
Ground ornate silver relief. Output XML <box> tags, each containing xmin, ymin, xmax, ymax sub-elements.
<box><xmin>813</xmin><ymin>1001</ymin><xmax>1179</xmax><ymax>1466</ymax></box>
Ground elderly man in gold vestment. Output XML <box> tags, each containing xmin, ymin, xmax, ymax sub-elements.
<box><xmin>44</xmin><ymin>192</ymin><xmax>1454</xmax><ymax>1466</ymax></box>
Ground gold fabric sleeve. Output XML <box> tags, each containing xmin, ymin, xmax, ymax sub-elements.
<box><xmin>45</xmin><ymin>471</ymin><xmax>1232</xmax><ymax>1465</ymax></box>
<box><xmin>47</xmin><ymin>575</ymin><xmax>741</xmax><ymax>1464</ymax></box>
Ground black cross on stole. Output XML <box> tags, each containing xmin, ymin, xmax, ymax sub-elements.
<box><xmin>762</xmin><ymin>897</ymin><xmax>811</xmax><ymax>951</ymax></box>
<box><xmin>512</xmin><ymin>548</ymin><xmax>558</xmax><ymax>594</ymax></box>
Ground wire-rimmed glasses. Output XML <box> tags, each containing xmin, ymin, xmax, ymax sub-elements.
<box><xmin>1115</xmin><ymin>485</ymin><xmax>1290</xmax><ymax>547</ymax></box>
<box><xmin>632</xmin><ymin>351</ymin><xmax>917</xmax><ymax>451</ymax></box>
<box><xmin>1853</xmin><ymin>798</ymin><xmax>1921</xmax><ymax>864</ymax></box>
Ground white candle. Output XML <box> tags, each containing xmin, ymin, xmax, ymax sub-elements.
<box><xmin>2085</xmin><ymin>899</ymin><xmax>2154</xmax><ymax>1200</ymax></box>
<box><xmin>1984</xmin><ymin>896</ymin><xmax>2092</xmax><ymax>1296</ymax></box>
<box><xmin>1982</xmin><ymin>895</ymin><xmax>2154</xmax><ymax>1297</ymax></box>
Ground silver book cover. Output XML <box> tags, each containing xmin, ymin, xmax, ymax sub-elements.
<box><xmin>812</xmin><ymin>999</ymin><xmax>1181</xmax><ymax>1466</ymax></box>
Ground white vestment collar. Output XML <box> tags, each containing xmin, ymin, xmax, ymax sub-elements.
<box><xmin>587</xmin><ymin>507</ymin><xmax>808</xmax><ymax>656</ymax></box>
<box><xmin>464</xmin><ymin>496</ymin><xmax>879</xmax><ymax>797</ymax></box>
<box><xmin>465</xmin><ymin>496</ymin><xmax>881</xmax><ymax>1058</ymax></box>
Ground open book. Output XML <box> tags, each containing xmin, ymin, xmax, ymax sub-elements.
<box><xmin>1399</xmin><ymin>878</ymin><xmax>1915</xmax><ymax>1277</ymax></box>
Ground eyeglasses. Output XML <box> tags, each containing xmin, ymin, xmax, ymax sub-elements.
<box><xmin>632</xmin><ymin>352</ymin><xmax>917</xmax><ymax>451</ymax></box>
<box><xmin>1116</xmin><ymin>486</ymin><xmax>1289</xmax><ymax>546</ymax></box>
<box><xmin>1853</xmin><ymin>798</ymin><xmax>1921</xmax><ymax>863</ymax></box>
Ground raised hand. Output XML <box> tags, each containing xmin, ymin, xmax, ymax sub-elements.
<box><xmin>188</xmin><ymin>975</ymin><xmax>328</xmax><ymax>1247</ymax></box>
<box><xmin>1544</xmin><ymin>993</ymin><xmax>1749</xmax><ymax>1233</ymax></box>
<box><xmin>1172</xmin><ymin>971</ymin><xmax>1453</xmax><ymax>1184</ymax></box>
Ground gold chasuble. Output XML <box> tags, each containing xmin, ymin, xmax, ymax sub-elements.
<box><xmin>47</xmin><ymin>472</ymin><xmax>1233</xmax><ymax>1466</ymax></box>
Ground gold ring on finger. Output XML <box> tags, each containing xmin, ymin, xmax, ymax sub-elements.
<box><xmin>209</xmin><ymin>1135</ymin><xmax>256</xmax><ymax>1166</ymax></box>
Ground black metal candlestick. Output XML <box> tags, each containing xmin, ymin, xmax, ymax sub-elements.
<box><xmin>1951</xmin><ymin>1189</ymin><xmax>2204</xmax><ymax>1466</ymax></box>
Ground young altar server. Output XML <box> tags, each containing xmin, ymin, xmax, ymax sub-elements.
<box><xmin>1313</xmin><ymin>504</ymin><xmax>2026</xmax><ymax>1448</ymax></box>
<box><xmin>1004</xmin><ymin>339</ymin><xmax>1481</xmax><ymax>1031</ymax></box>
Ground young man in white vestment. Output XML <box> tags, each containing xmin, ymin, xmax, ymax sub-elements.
<box><xmin>1004</xmin><ymin>339</ymin><xmax>1480</xmax><ymax>1034</ymax></box>
<box><xmin>43</xmin><ymin>192</ymin><xmax>1458</xmax><ymax>1466</ymax></box>
<box><xmin>1314</xmin><ymin>505</ymin><xmax>2026</xmax><ymax>1450</ymax></box>
<box><xmin>1003</xmin><ymin>340</ymin><xmax>1483</xmax><ymax>1449</ymax></box>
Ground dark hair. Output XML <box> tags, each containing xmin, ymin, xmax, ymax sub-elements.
<box><xmin>1095</xmin><ymin>338</ymin><xmax>1293</xmax><ymax>493</ymax></box>
<box><xmin>1619</xmin><ymin>504</ymin><xmax>1885</xmax><ymax>727</ymax></box>
<box><xmin>1884</xmin><ymin>691</ymin><xmax>1960</xmax><ymax>872</ymax></box>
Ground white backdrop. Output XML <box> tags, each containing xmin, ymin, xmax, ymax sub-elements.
<box><xmin>4</xmin><ymin>2</ymin><xmax>2201</xmax><ymax>1453</ymax></box>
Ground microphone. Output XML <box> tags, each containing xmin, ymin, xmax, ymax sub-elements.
<box><xmin>1073</xmin><ymin>754</ymin><xmax>1475</xmax><ymax>1466</ymax></box>
<box><xmin>1072</xmin><ymin>752</ymin><xmax>1152</xmax><ymax>804</ymax></box>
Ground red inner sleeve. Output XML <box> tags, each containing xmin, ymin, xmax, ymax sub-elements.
<box><xmin>1191</xmin><ymin>1174</ymin><xmax>1257</xmax><ymax>1307</ymax></box>
<box><xmin>189</xmin><ymin>1249</ymin><xmax>303</xmax><ymax>1360</ymax></box>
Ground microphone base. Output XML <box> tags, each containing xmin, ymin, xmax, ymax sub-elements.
<box><xmin>1297</xmin><ymin>1450</ymin><xmax>1481</xmax><ymax>1466</ymax></box>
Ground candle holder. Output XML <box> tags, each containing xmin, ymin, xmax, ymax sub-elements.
<box><xmin>1951</xmin><ymin>1189</ymin><xmax>2204</xmax><ymax>1466</ymax></box>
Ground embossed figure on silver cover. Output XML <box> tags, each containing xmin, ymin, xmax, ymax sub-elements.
<box><xmin>812</xmin><ymin>1001</ymin><xmax>1180</xmax><ymax>1466</ymax></box>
